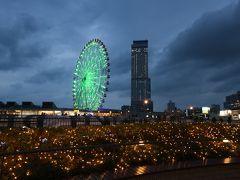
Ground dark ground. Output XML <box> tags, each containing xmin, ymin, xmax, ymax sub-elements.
<box><xmin>127</xmin><ymin>164</ymin><xmax>240</xmax><ymax>180</ymax></box>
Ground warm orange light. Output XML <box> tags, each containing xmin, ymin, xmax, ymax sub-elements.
<box><xmin>144</xmin><ymin>100</ymin><xmax>148</xmax><ymax>104</ymax></box>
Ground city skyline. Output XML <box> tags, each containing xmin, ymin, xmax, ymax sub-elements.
<box><xmin>0</xmin><ymin>0</ymin><xmax>240</xmax><ymax>111</ymax></box>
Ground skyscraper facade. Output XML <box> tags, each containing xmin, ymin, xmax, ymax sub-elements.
<box><xmin>131</xmin><ymin>40</ymin><xmax>153</xmax><ymax>114</ymax></box>
<box><xmin>224</xmin><ymin>91</ymin><xmax>240</xmax><ymax>110</ymax></box>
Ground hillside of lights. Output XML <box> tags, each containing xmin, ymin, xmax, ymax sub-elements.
<box><xmin>1</xmin><ymin>122</ymin><xmax>240</xmax><ymax>179</ymax></box>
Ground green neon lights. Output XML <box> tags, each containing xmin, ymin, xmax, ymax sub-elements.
<box><xmin>72</xmin><ymin>39</ymin><xmax>110</xmax><ymax>110</ymax></box>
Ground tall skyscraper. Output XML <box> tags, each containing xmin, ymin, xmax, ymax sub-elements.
<box><xmin>131</xmin><ymin>40</ymin><xmax>153</xmax><ymax>114</ymax></box>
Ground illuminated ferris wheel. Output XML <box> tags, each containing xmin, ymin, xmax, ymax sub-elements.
<box><xmin>72</xmin><ymin>39</ymin><xmax>110</xmax><ymax>110</ymax></box>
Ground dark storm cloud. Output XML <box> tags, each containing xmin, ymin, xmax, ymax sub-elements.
<box><xmin>111</xmin><ymin>52</ymin><xmax>130</xmax><ymax>75</ymax></box>
<box><xmin>0</xmin><ymin>14</ymin><xmax>48</xmax><ymax>70</ymax></box>
<box><xmin>109</xmin><ymin>73</ymin><xmax>130</xmax><ymax>96</ymax></box>
<box><xmin>208</xmin><ymin>65</ymin><xmax>240</xmax><ymax>83</ymax></box>
<box><xmin>0</xmin><ymin>0</ymin><xmax>238</xmax><ymax>110</ymax></box>
<box><xmin>107</xmin><ymin>51</ymin><xmax>131</xmax><ymax>97</ymax></box>
<box><xmin>165</xmin><ymin>4</ymin><xmax>240</xmax><ymax>65</ymax></box>
<box><xmin>152</xmin><ymin>1</ymin><xmax>240</xmax><ymax>108</ymax></box>
<box><xmin>213</xmin><ymin>76</ymin><xmax>240</xmax><ymax>93</ymax></box>
<box><xmin>26</xmin><ymin>67</ymin><xmax>70</xmax><ymax>84</ymax></box>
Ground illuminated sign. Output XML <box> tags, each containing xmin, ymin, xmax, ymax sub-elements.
<box><xmin>219</xmin><ymin>110</ymin><xmax>232</xmax><ymax>116</ymax></box>
<box><xmin>202</xmin><ymin>107</ymin><xmax>210</xmax><ymax>114</ymax></box>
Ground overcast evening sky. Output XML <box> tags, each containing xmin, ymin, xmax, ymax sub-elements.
<box><xmin>0</xmin><ymin>0</ymin><xmax>240</xmax><ymax>111</ymax></box>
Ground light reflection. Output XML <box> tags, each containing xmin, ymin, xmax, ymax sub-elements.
<box><xmin>223</xmin><ymin>157</ymin><xmax>232</xmax><ymax>164</ymax></box>
<box><xmin>135</xmin><ymin>166</ymin><xmax>147</xmax><ymax>175</ymax></box>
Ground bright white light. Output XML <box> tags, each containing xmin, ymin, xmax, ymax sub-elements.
<box><xmin>139</xmin><ymin>140</ymin><xmax>145</xmax><ymax>146</ymax></box>
<box><xmin>0</xmin><ymin>141</ymin><xmax>6</xmax><ymax>146</ymax></box>
<box><xmin>144</xmin><ymin>100</ymin><xmax>148</xmax><ymax>104</ymax></box>
<box><xmin>42</xmin><ymin>138</ymin><xmax>48</xmax><ymax>143</ymax></box>
<box><xmin>223</xmin><ymin>139</ymin><xmax>230</xmax><ymax>143</ymax></box>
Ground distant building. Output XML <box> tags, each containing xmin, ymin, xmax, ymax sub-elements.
<box><xmin>131</xmin><ymin>40</ymin><xmax>153</xmax><ymax>115</ymax></box>
<box><xmin>42</xmin><ymin>102</ymin><xmax>58</xmax><ymax>109</ymax></box>
<box><xmin>210</xmin><ymin>104</ymin><xmax>220</xmax><ymax>114</ymax></box>
<box><xmin>0</xmin><ymin>101</ymin><xmax>121</xmax><ymax>117</ymax></box>
<box><xmin>167</xmin><ymin>100</ymin><xmax>176</xmax><ymax>113</ymax></box>
<box><xmin>121</xmin><ymin>105</ymin><xmax>131</xmax><ymax>112</ymax></box>
<box><xmin>185</xmin><ymin>106</ymin><xmax>213</xmax><ymax>119</ymax></box>
<box><xmin>6</xmin><ymin>101</ymin><xmax>19</xmax><ymax>108</ymax></box>
<box><xmin>0</xmin><ymin>102</ymin><xmax>5</xmax><ymax>108</ymax></box>
<box><xmin>21</xmin><ymin>102</ymin><xmax>40</xmax><ymax>109</ymax></box>
<box><xmin>224</xmin><ymin>91</ymin><xmax>240</xmax><ymax>110</ymax></box>
<box><xmin>165</xmin><ymin>101</ymin><xmax>185</xmax><ymax>121</ymax></box>
<box><xmin>121</xmin><ymin>105</ymin><xmax>131</xmax><ymax>116</ymax></box>
<box><xmin>185</xmin><ymin>106</ymin><xmax>202</xmax><ymax>117</ymax></box>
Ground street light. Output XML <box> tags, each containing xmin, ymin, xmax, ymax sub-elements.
<box><xmin>144</xmin><ymin>100</ymin><xmax>148</xmax><ymax>104</ymax></box>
